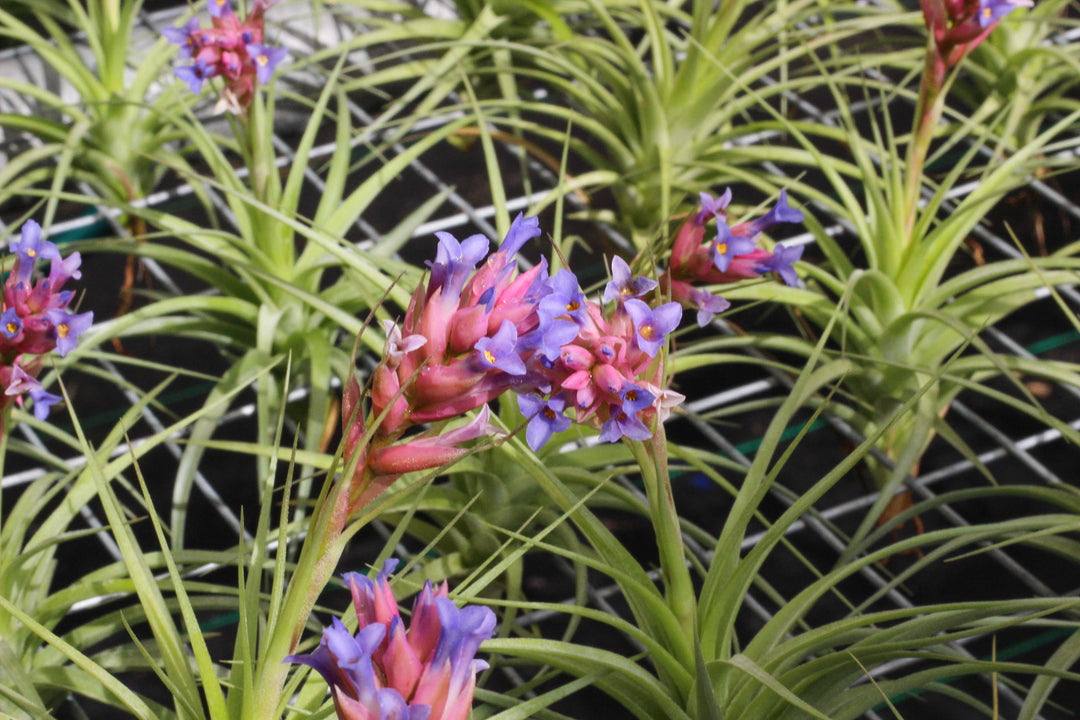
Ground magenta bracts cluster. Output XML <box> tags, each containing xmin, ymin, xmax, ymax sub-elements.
<box><xmin>344</xmin><ymin>195</ymin><xmax>804</xmax><ymax>500</ymax></box>
<box><xmin>1</xmin><ymin>221</ymin><xmax>92</xmax><ymax>429</ymax></box>
<box><xmin>287</xmin><ymin>560</ymin><xmax>496</xmax><ymax>720</ymax></box>
<box><xmin>345</xmin><ymin>215</ymin><xmax>681</xmax><ymax>498</ymax></box>
<box><xmin>660</xmin><ymin>189</ymin><xmax>805</xmax><ymax>326</ymax></box>
<box><xmin>920</xmin><ymin>0</ymin><xmax>1033</xmax><ymax>69</ymax></box>
<box><xmin>164</xmin><ymin>0</ymin><xmax>286</xmax><ymax>112</ymax></box>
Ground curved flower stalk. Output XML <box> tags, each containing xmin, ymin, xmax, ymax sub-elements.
<box><xmin>345</xmin><ymin>213</ymin><xmax>709</xmax><ymax>510</ymax></box>
<box><xmin>0</xmin><ymin>220</ymin><xmax>92</xmax><ymax>433</ymax></box>
<box><xmin>907</xmin><ymin>0</ymin><xmax>1034</xmax><ymax>234</ymax></box>
<box><xmin>287</xmin><ymin>560</ymin><xmax>496</xmax><ymax>720</ymax></box>
<box><xmin>164</xmin><ymin>0</ymin><xmax>287</xmax><ymax>114</ymax></box>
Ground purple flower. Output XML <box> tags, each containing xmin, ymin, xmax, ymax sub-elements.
<box><xmin>47</xmin><ymin>251</ymin><xmax>83</xmax><ymax>289</ymax></box>
<box><xmin>207</xmin><ymin>0</ymin><xmax>233</xmax><ymax>18</ymax></box>
<box><xmin>162</xmin><ymin>18</ymin><xmax>201</xmax><ymax>59</ymax></box>
<box><xmin>29</xmin><ymin>386</ymin><xmax>61</xmax><ymax>421</ymax></box>
<box><xmin>710</xmin><ymin>220</ymin><xmax>756</xmax><ymax>273</ymax></box>
<box><xmin>287</xmin><ymin>560</ymin><xmax>493</xmax><ymax>720</ymax></box>
<box><xmin>538</xmin><ymin>269</ymin><xmax>588</xmax><ymax>326</ymax></box>
<box><xmin>623</xmin><ymin>300</ymin><xmax>682</xmax><ymax>357</ymax></box>
<box><xmin>474</xmin><ymin>320</ymin><xmax>525</xmax><ymax>375</ymax></box>
<box><xmin>599</xmin><ymin>405</ymin><xmax>652</xmax><ymax>443</ymax></box>
<box><xmin>689</xmin><ymin>287</ymin><xmax>731</xmax><ymax>327</ymax></box>
<box><xmin>618</xmin><ymin>383</ymin><xmax>655</xmax><ymax>415</ymax></box>
<box><xmin>46</xmin><ymin>309</ymin><xmax>93</xmax><ymax>357</ymax></box>
<box><xmin>245</xmin><ymin>43</ymin><xmax>288</xmax><ymax>84</ymax></box>
<box><xmin>978</xmin><ymin>0</ymin><xmax>1032</xmax><ymax>28</ymax></box>
<box><xmin>175</xmin><ymin>59</ymin><xmax>215</xmax><ymax>94</ymax></box>
<box><xmin>429</xmin><ymin>231</ymin><xmax>489</xmax><ymax>304</ymax></box>
<box><xmin>0</xmin><ymin>308</ymin><xmax>22</xmax><ymax>339</ymax></box>
<box><xmin>497</xmin><ymin>213</ymin><xmax>541</xmax><ymax>258</ymax></box>
<box><xmin>517</xmin><ymin>315</ymin><xmax>579</xmax><ymax>363</ymax></box>
<box><xmin>755</xmin><ymin>244</ymin><xmax>804</xmax><ymax>287</ymax></box>
<box><xmin>695</xmin><ymin>188</ymin><xmax>732</xmax><ymax>225</ymax></box>
<box><xmin>9</xmin><ymin>220</ymin><xmax>60</xmax><ymax>284</ymax></box>
<box><xmin>518</xmin><ymin>393</ymin><xmax>571</xmax><ymax>450</ymax></box>
<box><xmin>602</xmin><ymin>256</ymin><xmax>657</xmax><ymax>303</ymax></box>
<box><xmin>5</xmin><ymin>365</ymin><xmax>40</xmax><ymax>397</ymax></box>
<box><xmin>741</xmin><ymin>190</ymin><xmax>805</xmax><ymax>236</ymax></box>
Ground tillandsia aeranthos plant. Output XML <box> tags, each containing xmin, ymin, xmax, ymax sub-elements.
<box><xmin>417</xmin><ymin>0</ymin><xmax>899</xmax><ymax>250</ymax></box>
<box><xmin>714</xmin><ymin>0</ymin><xmax>1080</xmax><ymax>535</ymax></box>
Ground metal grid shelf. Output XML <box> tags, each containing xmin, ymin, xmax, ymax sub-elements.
<box><xmin>0</xmin><ymin>2</ymin><xmax>1078</xmax><ymax>719</ymax></box>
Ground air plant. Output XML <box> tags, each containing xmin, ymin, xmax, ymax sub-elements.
<box><xmin>392</xmin><ymin>0</ymin><xmax>900</xmax><ymax>248</ymax></box>
<box><xmin>707</xmin><ymin>0</ymin><xmax>1080</xmax><ymax>539</ymax></box>
<box><xmin>0</xmin><ymin>0</ymin><xmax>191</xmax><ymax>205</ymax></box>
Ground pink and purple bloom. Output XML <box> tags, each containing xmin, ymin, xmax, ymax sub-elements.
<box><xmin>755</xmin><ymin>243</ymin><xmax>804</xmax><ymax>288</ymax></box>
<box><xmin>286</xmin><ymin>560</ymin><xmax>496</xmax><ymax>720</ymax></box>
<box><xmin>657</xmin><ymin>188</ymin><xmax>806</xmax><ymax>324</ymax></box>
<box><xmin>919</xmin><ymin>0</ymin><xmax>1032</xmax><ymax>70</ymax></box>
<box><xmin>164</xmin><ymin>0</ymin><xmax>285</xmax><ymax>111</ymax></box>
<box><xmin>518</xmin><ymin>393</ymin><xmax>572</xmax><ymax>450</ymax></box>
<box><xmin>0</xmin><ymin>220</ymin><xmax>90</xmax><ymax>431</ymax></box>
<box><xmin>623</xmin><ymin>300</ymin><xmax>682</xmax><ymax>357</ymax></box>
<box><xmin>602</xmin><ymin>256</ymin><xmax>657</xmax><ymax>303</ymax></box>
<box><xmin>345</xmin><ymin>206</ymin><xmax>778</xmax><ymax>506</ymax></box>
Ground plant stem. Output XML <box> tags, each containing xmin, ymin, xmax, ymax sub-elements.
<box><xmin>903</xmin><ymin>44</ymin><xmax>947</xmax><ymax>239</ymax></box>
<box><xmin>630</xmin><ymin>426</ymin><xmax>696</xmax><ymax>674</ymax></box>
<box><xmin>248</xmin><ymin>478</ymin><xmax>351</xmax><ymax>720</ymax></box>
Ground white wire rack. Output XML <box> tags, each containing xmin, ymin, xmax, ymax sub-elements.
<box><xmin>1</xmin><ymin>2</ymin><xmax>1078</xmax><ymax>719</ymax></box>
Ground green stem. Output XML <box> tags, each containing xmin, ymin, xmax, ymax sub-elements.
<box><xmin>247</xmin><ymin>478</ymin><xmax>351</xmax><ymax>720</ymax></box>
<box><xmin>630</xmin><ymin>426</ymin><xmax>697</xmax><ymax>674</ymax></box>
